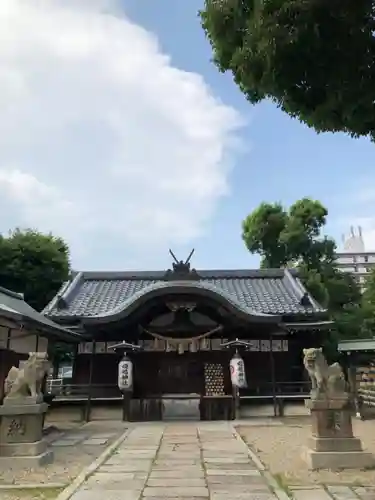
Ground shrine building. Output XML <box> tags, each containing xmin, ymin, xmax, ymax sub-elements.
<box><xmin>43</xmin><ymin>255</ymin><xmax>332</xmax><ymax>421</ymax></box>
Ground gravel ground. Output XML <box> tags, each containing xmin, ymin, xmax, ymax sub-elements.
<box><xmin>0</xmin><ymin>487</ymin><xmax>62</xmax><ymax>500</ymax></box>
<box><xmin>237</xmin><ymin>416</ymin><xmax>375</xmax><ymax>486</ymax></box>
<box><xmin>0</xmin><ymin>421</ymin><xmax>126</xmax><ymax>500</ymax></box>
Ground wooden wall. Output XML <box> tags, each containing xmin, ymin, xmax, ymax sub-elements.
<box><xmin>72</xmin><ymin>342</ymin><xmax>305</xmax><ymax>397</ymax></box>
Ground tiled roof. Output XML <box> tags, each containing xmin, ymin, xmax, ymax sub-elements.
<box><xmin>43</xmin><ymin>268</ymin><xmax>325</xmax><ymax>321</ymax></box>
<box><xmin>0</xmin><ymin>286</ymin><xmax>81</xmax><ymax>341</ymax></box>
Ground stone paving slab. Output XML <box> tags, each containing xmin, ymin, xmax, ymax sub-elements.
<box><xmin>210</xmin><ymin>494</ymin><xmax>275</xmax><ymax>500</ymax></box>
<box><xmin>143</xmin><ymin>487</ymin><xmax>209</xmax><ymax>497</ymax></box>
<box><xmin>82</xmin><ymin>480</ymin><xmax>145</xmax><ymax>490</ymax></box>
<box><xmin>353</xmin><ymin>487</ymin><xmax>375</xmax><ymax>500</ymax></box>
<box><xmin>206</xmin><ymin>475</ymin><xmax>267</xmax><ymax>485</ymax></box>
<box><xmin>142</xmin><ymin>498</ymin><xmax>208</xmax><ymax>500</ymax></box>
<box><xmin>88</xmin><ymin>471</ymin><xmax>148</xmax><ymax>481</ymax></box>
<box><xmin>209</xmin><ymin>484</ymin><xmax>271</xmax><ymax>493</ymax></box>
<box><xmin>289</xmin><ymin>485</ymin><xmax>375</xmax><ymax>500</ymax></box>
<box><xmin>291</xmin><ymin>488</ymin><xmax>334</xmax><ymax>500</ymax></box>
<box><xmin>203</xmin><ymin>462</ymin><xmax>257</xmax><ymax>469</ymax></box>
<box><xmin>147</xmin><ymin>478</ymin><xmax>207</xmax><ymax>487</ymax></box>
<box><xmin>70</xmin><ymin>492</ymin><xmax>142</xmax><ymax>500</ymax></box>
<box><xmin>93</xmin><ymin>433</ymin><xmax>116</xmax><ymax>438</ymax></box>
<box><xmin>82</xmin><ymin>438</ymin><xmax>108</xmax><ymax>446</ymax></box>
<box><xmin>52</xmin><ymin>438</ymin><xmax>84</xmax><ymax>446</ymax></box>
<box><xmin>149</xmin><ymin>470</ymin><xmax>205</xmax><ymax>478</ymax></box>
<box><xmin>205</xmin><ymin>469</ymin><xmax>261</xmax><ymax>476</ymax></box>
<box><xmin>203</xmin><ymin>457</ymin><xmax>251</xmax><ymax>463</ymax></box>
<box><xmin>326</xmin><ymin>485</ymin><xmax>361</xmax><ymax>499</ymax></box>
<box><xmin>151</xmin><ymin>464</ymin><xmax>204</xmax><ymax>471</ymax></box>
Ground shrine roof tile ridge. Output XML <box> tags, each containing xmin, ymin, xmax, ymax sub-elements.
<box><xmin>43</xmin><ymin>267</ymin><xmax>326</xmax><ymax>321</ymax></box>
<box><xmin>76</xmin><ymin>268</ymin><xmax>296</xmax><ymax>279</ymax></box>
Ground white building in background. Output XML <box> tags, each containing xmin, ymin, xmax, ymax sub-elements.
<box><xmin>335</xmin><ymin>226</ymin><xmax>375</xmax><ymax>287</ymax></box>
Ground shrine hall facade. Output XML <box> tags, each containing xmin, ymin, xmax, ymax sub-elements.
<box><xmin>43</xmin><ymin>259</ymin><xmax>331</xmax><ymax>420</ymax></box>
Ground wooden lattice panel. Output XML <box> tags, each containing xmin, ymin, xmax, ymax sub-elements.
<box><xmin>204</xmin><ymin>363</ymin><xmax>225</xmax><ymax>396</ymax></box>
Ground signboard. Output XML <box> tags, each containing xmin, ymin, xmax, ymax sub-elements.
<box><xmin>118</xmin><ymin>356</ymin><xmax>133</xmax><ymax>392</ymax></box>
<box><xmin>230</xmin><ymin>352</ymin><xmax>247</xmax><ymax>388</ymax></box>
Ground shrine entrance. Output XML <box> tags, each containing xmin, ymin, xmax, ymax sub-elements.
<box><xmin>157</xmin><ymin>353</ymin><xmax>204</xmax><ymax>421</ymax></box>
<box><xmin>157</xmin><ymin>353</ymin><xmax>203</xmax><ymax>395</ymax></box>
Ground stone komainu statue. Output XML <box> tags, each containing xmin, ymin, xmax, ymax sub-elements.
<box><xmin>4</xmin><ymin>352</ymin><xmax>50</xmax><ymax>400</ymax></box>
<box><xmin>303</xmin><ymin>347</ymin><xmax>347</xmax><ymax>399</ymax></box>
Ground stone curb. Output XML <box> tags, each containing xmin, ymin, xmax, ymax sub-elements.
<box><xmin>232</xmin><ymin>426</ymin><xmax>291</xmax><ymax>500</ymax></box>
<box><xmin>55</xmin><ymin>427</ymin><xmax>131</xmax><ymax>500</ymax></box>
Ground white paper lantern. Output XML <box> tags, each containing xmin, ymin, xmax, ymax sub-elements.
<box><xmin>118</xmin><ymin>356</ymin><xmax>133</xmax><ymax>391</ymax></box>
<box><xmin>230</xmin><ymin>352</ymin><xmax>247</xmax><ymax>388</ymax></box>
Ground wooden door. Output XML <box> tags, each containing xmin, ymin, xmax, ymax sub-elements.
<box><xmin>158</xmin><ymin>354</ymin><xmax>202</xmax><ymax>395</ymax></box>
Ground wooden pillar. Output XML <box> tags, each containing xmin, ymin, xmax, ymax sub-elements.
<box><xmin>84</xmin><ymin>339</ymin><xmax>96</xmax><ymax>422</ymax></box>
<box><xmin>72</xmin><ymin>342</ymin><xmax>79</xmax><ymax>383</ymax></box>
<box><xmin>269</xmin><ymin>331</ymin><xmax>277</xmax><ymax>417</ymax></box>
<box><xmin>1</xmin><ymin>330</ymin><xmax>13</xmax><ymax>401</ymax></box>
<box><xmin>6</xmin><ymin>328</ymin><xmax>11</xmax><ymax>350</ymax></box>
<box><xmin>346</xmin><ymin>353</ymin><xmax>362</xmax><ymax>417</ymax></box>
<box><xmin>0</xmin><ymin>349</ymin><xmax>5</xmax><ymax>402</ymax></box>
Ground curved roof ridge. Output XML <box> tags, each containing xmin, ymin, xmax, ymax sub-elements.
<box><xmin>75</xmin><ymin>268</ymin><xmax>293</xmax><ymax>280</ymax></box>
<box><xmin>85</xmin><ymin>280</ymin><xmax>280</xmax><ymax>324</ymax></box>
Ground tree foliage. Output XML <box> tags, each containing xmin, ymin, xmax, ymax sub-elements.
<box><xmin>361</xmin><ymin>269</ymin><xmax>375</xmax><ymax>336</ymax></box>
<box><xmin>242</xmin><ymin>198</ymin><xmax>366</xmax><ymax>341</ymax></box>
<box><xmin>200</xmin><ymin>0</ymin><xmax>375</xmax><ymax>140</ymax></box>
<box><xmin>0</xmin><ymin>229</ymin><xmax>71</xmax><ymax>312</ymax></box>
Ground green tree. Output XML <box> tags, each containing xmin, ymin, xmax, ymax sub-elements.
<box><xmin>200</xmin><ymin>1</ymin><xmax>375</xmax><ymax>141</ymax></box>
<box><xmin>242</xmin><ymin>198</ymin><xmax>364</xmax><ymax>343</ymax></box>
<box><xmin>0</xmin><ymin>228</ymin><xmax>71</xmax><ymax>312</ymax></box>
<box><xmin>242</xmin><ymin>202</ymin><xmax>289</xmax><ymax>268</ymax></box>
<box><xmin>361</xmin><ymin>269</ymin><xmax>375</xmax><ymax>337</ymax></box>
<box><xmin>242</xmin><ymin>198</ymin><xmax>334</xmax><ymax>274</ymax></box>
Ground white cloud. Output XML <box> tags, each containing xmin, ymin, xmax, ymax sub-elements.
<box><xmin>0</xmin><ymin>0</ymin><xmax>242</xmax><ymax>268</ymax></box>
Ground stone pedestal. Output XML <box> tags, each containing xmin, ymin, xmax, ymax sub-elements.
<box><xmin>303</xmin><ymin>397</ymin><xmax>374</xmax><ymax>470</ymax></box>
<box><xmin>0</xmin><ymin>396</ymin><xmax>54</xmax><ymax>467</ymax></box>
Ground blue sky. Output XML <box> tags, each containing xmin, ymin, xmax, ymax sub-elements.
<box><xmin>121</xmin><ymin>0</ymin><xmax>375</xmax><ymax>269</ymax></box>
<box><xmin>1</xmin><ymin>0</ymin><xmax>375</xmax><ymax>271</ymax></box>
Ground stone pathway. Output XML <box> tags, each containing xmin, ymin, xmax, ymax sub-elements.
<box><xmin>51</xmin><ymin>433</ymin><xmax>115</xmax><ymax>447</ymax></box>
<box><xmin>66</xmin><ymin>423</ymin><xmax>375</xmax><ymax>500</ymax></box>
<box><xmin>69</xmin><ymin>423</ymin><xmax>277</xmax><ymax>499</ymax></box>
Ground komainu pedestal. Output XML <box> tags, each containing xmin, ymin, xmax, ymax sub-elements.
<box><xmin>303</xmin><ymin>397</ymin><xmax>374</xmax><ymax>470</ymax></box>
<box><xmin>0</xmin><ymin>352</ymin><xmax>53</xmax><ymax>467</ymax></box>
<box><xmin>0</xmin><ymin>397</ymin><xmax>53</xmax><ymax>466</ymax></box>
<box><xmin>302</xmin><ymin>347</ymin><xmax>374</xmax><ymax>470</ymax></box>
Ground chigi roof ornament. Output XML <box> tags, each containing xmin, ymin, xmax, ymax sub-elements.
<box><xmin>163</xmin><ymin>249</ymin><xmax>200</xmax><ymax>281</ymax></box>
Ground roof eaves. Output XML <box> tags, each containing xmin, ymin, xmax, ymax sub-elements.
<box><xmin>338</xmin><ymin>338</ymin><xmax>375</xmax><ymax>352</ymax></box>
<box><xmin>283</xmin><ymin>320</ymin><xmax>334</xmax><ymax>330</ymax></box>
<box><xmin>0</xmin><ymin>286</ymin><xmax>24</xmax><ymax>300</ymax></box>
<box><xmin>42</xmin><ymin>280</ymin><xmax>71</xmax><ymax>314</ymax></box>
<box><xmin>283</xmin><ymin>268</ymin><xmax>326</xmax><ymax>312</ymax></box>
<box><xmin>0</xmin><ymin>305</ymin><xmax>23</xmax><ymax>324</ymax></box>
<box><xmin>26</xmin><ymin>317</ymin><xmax>82</xmax><ymax>343</ymax></box>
